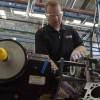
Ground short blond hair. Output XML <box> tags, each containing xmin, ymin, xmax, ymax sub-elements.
<box><xmin>45</xmin><ymin>0</ymin><xmax>62</xmax><ymax>12</ymax></box>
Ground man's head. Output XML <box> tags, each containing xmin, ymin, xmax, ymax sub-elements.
<box><xmin>45</xmin><ymin>0</ymin><xmax>63</xmax><ymax>29</ymax></box>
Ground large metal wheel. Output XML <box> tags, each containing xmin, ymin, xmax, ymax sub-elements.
<box><xmin>0</xmin><ymin>39</ymin><xmax>27</xmax><ymax>83</ymax></box>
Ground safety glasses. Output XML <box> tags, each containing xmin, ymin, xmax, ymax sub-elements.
<box><xmin>45</xmin><ymin>12</ymin><xmax>63</xmax><ymax>19</ymax></box>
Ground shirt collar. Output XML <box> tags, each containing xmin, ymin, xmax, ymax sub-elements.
<box><xmin>47</xmin><ymin>23</ymin><xmax>66</xmax><ymax>32</ymax></box>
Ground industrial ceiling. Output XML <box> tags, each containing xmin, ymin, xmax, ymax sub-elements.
<box><xmin>0</xmin><ymin>0</ymin><xmax>95</xmax><ymax>23</ymax></box>
<box><xmin>0</xmin><ymin>0</ymin><xmax>98</xmax><ymax>36</ymax></box>
<box><xmin>0</xmin><ymin>0</ymin><xmax>97</xmax><ymax>37</ymax></box>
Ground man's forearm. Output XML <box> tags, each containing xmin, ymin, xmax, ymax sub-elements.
<box><xmin>74</xmin><ymin>45</ymin><xmax>86</xmax><ymax>53</ymax></box>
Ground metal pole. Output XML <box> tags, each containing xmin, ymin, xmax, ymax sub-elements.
<box><xmin>26</xmin><ymin>0</ymin><xmax>33</xmax><ymax>16</ymax></box>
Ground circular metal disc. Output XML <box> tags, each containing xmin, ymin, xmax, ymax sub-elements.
<box><xmin>0</xmin><ymin>39</ymin><xmax>27</xmax><ymax>83</ymax></box>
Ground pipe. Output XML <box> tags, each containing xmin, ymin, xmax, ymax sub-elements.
<box><xmin>26</xmin><ymin>0</ymin><xmax>32</xmax><ymax>14</ymax></box>
<box><xmin>0</xmin><ymin>17</ymin><xmax>40</xmax><ymax>24</ymax></box>
<box><xmin>0</xmin><ymin>27</ymin><xmax>35</xmax><ymax>34</ymax></box>
<box><xmin>30</xmin><ymin>0</ymin><xmax>36</xmax><ymax>13</ymax></box>
<box><xmin>0</xmin><ymin>38</ymin><xmax>35</xmax><ymax>43</ymax></box>
<box><xmin>26</xmin><ymin>0</ymin><xmax>33</xmax><ymax>16</ymax></box>
<box><xmin>0</xmin><ymin>35</ymin><xmax>35</xmax><ymax>44</ymax></box>
<box><xmin>0</xmin><ymin>33</ymin><xmax>35</xmax><ymax>41</ymax></box>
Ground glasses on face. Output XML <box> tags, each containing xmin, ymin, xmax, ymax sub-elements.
<box><xmin>46</xmin><ymin>12</ymin><xmax>63</xmax><ymax>19</ymax></box>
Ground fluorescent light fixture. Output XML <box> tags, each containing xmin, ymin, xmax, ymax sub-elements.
<box><xmin>13</xmin><ymin>10</ymin><xmax>27</xmax><ymax>17</ymax></box>
<box><xmin>14</xmin><ymin>10</ymin><xmax>46</xmax><ymax>19</ymax></box>
<box><xmin>30</xmin><ymin>13</ymin><xmax>46</xmax><ymax>19</ymax></box>
<box><xmin>84</xmin><ymin>22</ymin><xmax>93</xmax><ymax>26</ymax></box>
<box><xmin>72</xmin><ymin>19</ymin><xmax>81</xmax><ymax>24</ymax></box>
<box><xmin>0</xmin><ymin>10</ymin><xmax>7</xmax><ymax>19</ymax></box>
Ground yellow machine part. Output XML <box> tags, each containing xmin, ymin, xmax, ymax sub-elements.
<box><xmin>0</xmin><ymin>47</ymin><xmax>7</xmax><ymax>61</ymax></box>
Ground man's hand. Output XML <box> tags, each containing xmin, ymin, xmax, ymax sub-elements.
<box><xmin>70</xmin><ymin>50</ymin><xmax>84</xmax><ymax>61</ymax></box>
<box><xmin>50</xmin><ymin>60</ymin><xmax>58</xmax><ymax>74</ymax></box>
<box><xmin>50</xmin><ymin>59</ymin><xmax>58</xmax><ymax>69</ymax></box>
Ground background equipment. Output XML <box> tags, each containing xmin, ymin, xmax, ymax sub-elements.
<box><xmin>0</xmin><ymin>39</ymin><xmax>51</xmax><ymax>100</ymax></box>
<box><xmin>56</xmin><ymin>58</ymin><xmax>100</xmax><ymax>100</ymax></box>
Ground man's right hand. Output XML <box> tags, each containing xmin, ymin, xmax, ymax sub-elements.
<box><xmin>50</xmin><ymin>59</ymin><xmax>58</xmax><ymax>69</ymax></box>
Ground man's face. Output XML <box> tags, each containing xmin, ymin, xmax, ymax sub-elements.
<box><xmin>46</xmin><ymin>5</ymin><xmax>63</xmax><ymax>28</ymax></box>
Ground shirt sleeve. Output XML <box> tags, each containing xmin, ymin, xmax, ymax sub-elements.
<box><xmin>35</xmin><ymin>30</ymin><xmax>49</xmax><ymax>55</ymax></box>
<box><xmin>71</xmin><ymin>27</ymin><xmax>84</xmax><ymax>48</ymax></box>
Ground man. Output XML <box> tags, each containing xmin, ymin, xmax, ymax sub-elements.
<box><xmin>35</xmin><ymin>0</ymin><xmax>86</xmax><ymax>68</ymax></box>
<box><xmin>35</xmin><ymin>0</ymin><xmax>86</xmax><ymax>99</ymax></box>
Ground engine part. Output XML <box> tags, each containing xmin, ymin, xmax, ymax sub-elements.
<box><xmin>83</xmin><ymin>82</ymin><xmax>100</xmax><ymax>100</ymax></box>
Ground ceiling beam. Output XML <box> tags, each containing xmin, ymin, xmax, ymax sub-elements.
<box><xmin>16</xmin><ymin>0</ymin><xmax>28</xmax><ymax>2</ymax></box>
<box><xmin>80</xmin><ymin>0</ymin><xmax>91</xmax><ymax>10</ymax></box>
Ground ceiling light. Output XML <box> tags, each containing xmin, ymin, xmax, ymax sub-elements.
<box><xmin>72</xmin><ymin>20</ymin><xmax>81</xmax><ymax>24</ymax></box>
<box><xmin>0</xmin><ymin>10</ymin><xmax>7</xmax><ymax>19</ymax></box>
<box><xmin>84</xmin><ymin>22</ymin><xmax>93</xmax><ymax>26</ymax></box>
<box><xmin>13</xmin><ymin>10</ymin><xmax>27</xmax><ymax>17</ymax></box>
<box><xmin>13</xmin><ymin>10</ymin><xmax>46</xmax><ymax>19</ymax></box>
<box><xmin>30</xmin><ymin>13</ymin><xmax>46</xmax><ymax>19</ymax></box>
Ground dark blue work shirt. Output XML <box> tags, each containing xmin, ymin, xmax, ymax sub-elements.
<box><xmin>35</xmin><ymin>24</ymin><xmax>83</xmax><ymax>63</ymax></box>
